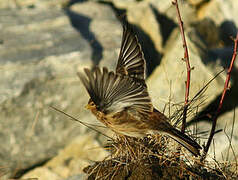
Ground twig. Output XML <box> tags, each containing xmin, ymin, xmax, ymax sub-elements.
<box><xmin>172</xmin><ymin>0</ymin><xmax>191</xmax><ymax>133</ymax></box>
<box><xmin>201</xmin><ymin>33</ymin><xmax>238</xmax><ymax>161</ymax></box>
<box><xmin>172</xmin><ymin>69</ymin><xmax>224</xmax><ymax>128</ymax></box>
<box><xmin>50</xmin><ymin>105</ymin><xmax>112</xmax><ymax>140</ymax></box>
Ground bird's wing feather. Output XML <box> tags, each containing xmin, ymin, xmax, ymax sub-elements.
<box><xmin>78</xmin><ymin>67</ymin><xmax>152</xmax><ymax>115</ymax></box>
<box><xmin>116</xmin><ymin>25</ymin><xmax>146</xmax><ymax>81</ymax></box>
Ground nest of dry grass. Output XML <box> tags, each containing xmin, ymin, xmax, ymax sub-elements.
<box><xmin>83</xmin><ymin>135</ymin><xmax>237</xmax><ymax>179</ymax></box>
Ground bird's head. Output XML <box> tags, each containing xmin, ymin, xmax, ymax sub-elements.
<box><xmin>86</xmin><ymin>98</ymin><xmax>111</xmax><ymax>115</ymax></box>
<box><xmin>85</xmin><ymin>99</ymin><xmax>96</xmax><ymax>110</ymax></box>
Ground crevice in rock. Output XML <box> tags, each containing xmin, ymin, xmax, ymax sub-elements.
<box><xmin>150</xmin><ymin>4</ymin><xmax>177</xmax><ymax>47</ymax></box>
<box><xmin>98</xmin><ymin>1</ymin><xmax>162</xmax><ymax>77</ymax></box>
<box><xmin>10</xmin><ymin>158</ymin><xmax>51</xmax><ymax>179</ymax></box>
<box><xmin>63</xmin><ymin>5</ymin><xmax>103</xmax><ymax>66</ymax></box>
<box><xmin>188</xmin><ymin>76</ymin><xmax>238</xmax><ymax>126</ymax></box>
<box><xmin>62</xmin><ymin>0</ymin><xmax>87</xmax><ymax>8</ymax></box>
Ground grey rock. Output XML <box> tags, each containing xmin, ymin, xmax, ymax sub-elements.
<box><xmin>22</xmin><ymin>167</ymin><xmax>62</xmax><ymax>180</ymax></box>
<box><xmin>187</xmin><ymin>0</ymin><xmax>206</xmax><ymax>6</ymax></box>
<box><xmin>65</xmin><ymin>174</ymin><xmax>86</xmax><ymax>180</ymax></box>
<box><xmin>0</xmin><ymin>7</ymin><xmax>91</xmax><ymax>102</ymax></box>
<box><xmin>70</xmin><ymin>1</ymin><xmax>122</xmax><ymax>69</ymax></box>
<box><xmin>214</xmin><ymin>107</ymin><xmax>238</xmax><ymax>162</ymax></box>
<box><xmin>0</xmin><ymin>0</ymin><xmax>65</xmax><ymax>9</ymax></box>
<box><xmin>198</xmin><ymin>0</ymin><xmax>238</xmax><ymax>26</ymax></box>
<box><xmin>196</xmin><ymin>107</ymin><xmax>238</xmax><ymax>162</ymax></box>
<box><xmin>191</xmin><ymin>18</ymin><xmax>220</xmax><ymax>49</ymax></box>
<box><xmin>22</xmin><ymin>134</ymin><xmax>108</xmax><ymax>179</ymax></box>
<box><xmin>147</xmin><ymin>27</ymin><xmax>226</xmax><ymax>121</ymax></box>
<box><xmin>112</xmin><ymin>0</ymin><xmax>197</xmax><ymax>27</ymax></box>
<box><xmin>0</xmin><ymin>1</ymin><xmax>120</xmax><ymax>177</ymax></box>
<box><xmin>151</xmin><ymin>0</ymin><xmax>197</xmax><ymax>27</ymax></box>
<box><xmin>116</xmin><ymin>1</ymin><xmax>164</xmax><ymax>52</ymax></box>
<box><xmin>1</xmin><ymin>0</ymin><xmax>238</xmax><ymax>178</ymax></box>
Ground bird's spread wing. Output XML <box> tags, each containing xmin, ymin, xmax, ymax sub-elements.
<box><xmin>116</xmin><ymin>25</ymin><xmax>146</xmax><ymax>81</ymax></box>
<box><xmin>78</xmin><ymin>67</ymin><xmax>152</xmax><ymax>115</ymax></box>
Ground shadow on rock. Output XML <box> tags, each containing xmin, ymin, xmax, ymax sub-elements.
<box><xmin>150</xmin><ymin>4</ymin><xmax>177</xmax><ymax>47</ymax></box>
<box><xmin>189</xmin><ymin>20</ymin><xmax>238</xmax><ymax>126</ymax></box>
<box><xmin>64</xmin><ymin>8</ymin><xmax>103</xmax><ymax>66</ymax></box>
<box><xmin>101</xmin><ymin>1</ymin><xmax>163</xmax><ymax>77</ymax></box>
<box><xmin>132</xmin><ymin>24</ymin><xmax>162</xmax><ymax>77</ymax></box>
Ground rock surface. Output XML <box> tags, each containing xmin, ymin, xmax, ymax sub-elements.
<box><xmin>0</xmin><ymin>1</ymin><xmax>119</xmax><ymax>178</ymax></box>
<box><xmin>22</xmin><ymin>134</ymin><xmax>108</xmax><ymax>180</ymax></box>
<box><xmin>0</xmin><ymin>0</ymin><xmax>238</xmax><ymax>179</ymax></box>
<box><xmin>147</xmin><ymin>27</ymin><xmax>226</xmax><ymax>119</ymax></box>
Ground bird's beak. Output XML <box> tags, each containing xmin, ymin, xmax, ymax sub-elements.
<box><xmin>85</xmin><ymin>104</ymin><xmax>90</xmax><ymax>109</ymax></box>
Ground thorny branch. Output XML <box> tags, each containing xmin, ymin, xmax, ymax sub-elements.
<box><xmin>172</xmin><ymin>0</ymin><xmax>192</xmax><ymax>133</ymax></box>
<box><xmin>201</xmin><ymin>33</ymin><xmax>238</xmax><ymax>161</ymax></box>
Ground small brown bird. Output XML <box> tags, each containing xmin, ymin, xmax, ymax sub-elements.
<box><xmin>78</xmin><ymin>25</ymin><xmax>201</xmax><ymax>156</ymax></box>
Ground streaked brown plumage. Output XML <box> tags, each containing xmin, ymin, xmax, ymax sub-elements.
<box><xmin>78</xmin><ymin>25</ymin><xmax>202</xmax><ymax>156</ymax></box>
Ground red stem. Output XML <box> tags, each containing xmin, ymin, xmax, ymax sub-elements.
<box><xmin>172</xmin><ymin>0</ymin><xmax>191</xmax><ymax>133</ymax></box>
<box><xmin>201</xmin><ymin>33</ymin><xmax>238</xmax><ymax>161</ymax></box>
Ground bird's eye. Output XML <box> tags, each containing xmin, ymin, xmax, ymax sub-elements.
<box><xmin>88</xmin><ymin>99</ymin><xmax>95</xmax><ymax>106</ymax></box>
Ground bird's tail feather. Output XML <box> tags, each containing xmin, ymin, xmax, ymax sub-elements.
<box><xmin>167</xmin><ymin>128</ymin><xmax>202</xmax><ymax>156</ymax></box>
